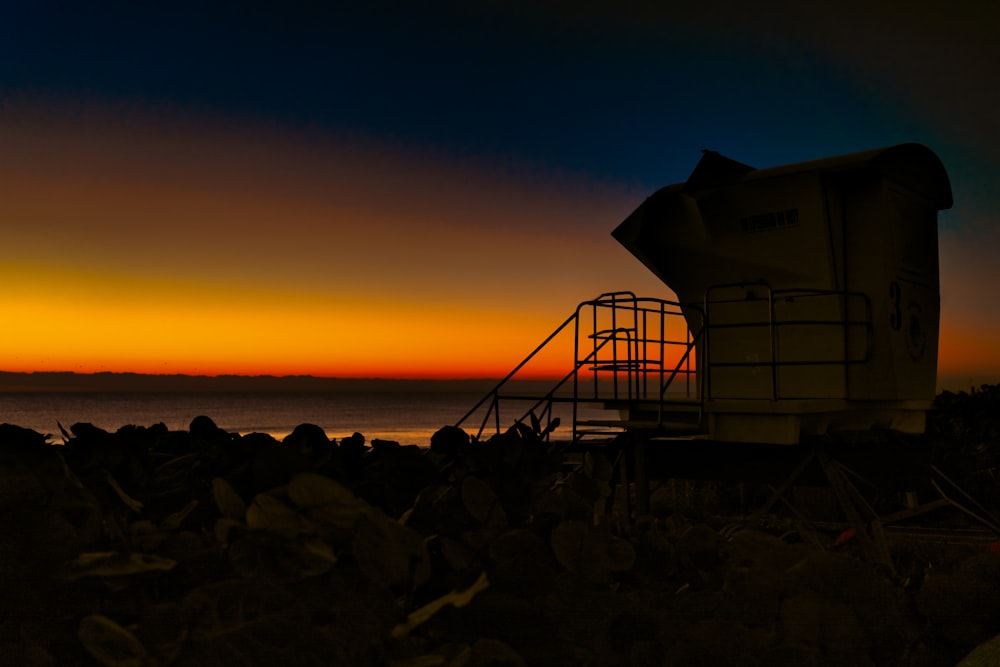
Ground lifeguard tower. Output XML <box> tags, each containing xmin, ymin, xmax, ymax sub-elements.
<box><xmin>612</xmin><ymin>142</ymin><xmax>952</xmax><ymax>444</ymax></box>
<box><xmin>456</xmin><ymin>144</ymin><xmax>990</xmax><ymax>567</ymax></box>
<box><xmin>459</xmin><ymin>143</ymin><xmax>952</xmax><ymax>447</ymax></box>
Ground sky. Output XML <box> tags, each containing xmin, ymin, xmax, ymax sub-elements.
<box><xmin>0</xmin><ymin>1</ymin><xmax>997</xmax><ymax>388</ymax></box>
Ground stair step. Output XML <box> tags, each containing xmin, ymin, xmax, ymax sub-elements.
<box><xmin>577</xmin><ymin>418</ymin><xmax>701</xmax><ymax>430</ymax></box>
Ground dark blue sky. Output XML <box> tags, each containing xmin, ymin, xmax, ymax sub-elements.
<box><xmin>6</xmin><ymin>1</ymin><xmax>979</xmax><ymax>189</ymax></box>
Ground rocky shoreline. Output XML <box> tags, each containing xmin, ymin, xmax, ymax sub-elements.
<box><xmin>1</xmin><ymin>386</ymin><xmax>999</xmax><ymax>666</ymax></box>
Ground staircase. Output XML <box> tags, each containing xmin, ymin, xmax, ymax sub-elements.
<box><xmin>455</xmin><ymin>292</ymin><xmax>705</xmax><ymax>445</ymax></box>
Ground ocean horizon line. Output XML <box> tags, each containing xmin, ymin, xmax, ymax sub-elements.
<box><xmin>5</xmin><ymin>370</ymin><xmax>993</xmax><ymax>396</ymax></box>
<box><xmin>0</xmin><ymin>370</ymin><xmax>564</xmax><ymax>394</ymax></box>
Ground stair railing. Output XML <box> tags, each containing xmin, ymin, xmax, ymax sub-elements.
<box><xmin>455</xmin><ymin>292</ymin><xmax>702</xmax><ymax>444</ymax></box>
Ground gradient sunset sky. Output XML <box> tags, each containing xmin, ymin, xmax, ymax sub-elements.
<box><xmin>1</xmin><ymin>1</ymin><xmax>997</xmax><ymax>388</ymax></box>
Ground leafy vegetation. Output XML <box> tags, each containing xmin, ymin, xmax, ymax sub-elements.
<box><xmin>0</xmin><ymin>386</ymin><xmax>999</xmax><ymax>665</ymax></box>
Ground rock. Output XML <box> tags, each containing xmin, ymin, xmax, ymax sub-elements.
<box><xmin>676</xmin><ymin>523</ymin><xmax>722</xmax><ymax>568</ymax></box>
<box><xmin>341</xmin><ymin>431</ymin><xmax>366</xmax><ymax>449</ymax></box>
<box><xmin>538</xmin><ymin>586</ymin><xmax>633</xmax><ymax>662</ymax></box>
<box><xmin>251</xmin><ymin>438</ymin><xmax>309</xmax><ymax>491</ymax></box>
<box><xmin>958</xmin><ymin>632</ymin><xmax>1000</xmax><ymax>666</ymax></box>
<box><xmin>0</xmin><ymin>449</ymin><xmax>48</xmax><ymax>507</ymax></box>
<box><xmin>634</xmin><ymin>523</ymin><xmax>678</xmax><ymax>583</ymax></box>
<box><xmin>785</xmin><ymin>550</ymin><xmax>912</xmax><ymax>648</ymax></box>
<box><xmin>435</xmin><ymin>592</ymin><xmax>554</xmax><ymax>663</ymax></box>
<box><xmin>629</xmin><ymin>640</ymin><xmax>664</xmax><ymax>667</ymax></box>
<box><xmin>282</xmin><ymin>423</ymin><xmax>330</xmax><ymax>455</ymax></box>
<box><xmin>726</xmin><ymin>528</ymin><xmax>813</xmax><ymax>572</ymax></box>
<box><xmin>69</xmin><ymin>422</ymin><xmax>114</xmax><ymax>442</ymax></box>
<box><xmin>718</xmin><ymin>565</ymin><xmax>783</xmax><ymax>627</ymax></box>
<box><xmin>757</xmin><ymin>644</ymin><xmax>820</xmax><ymax>667</ymax></box>
<box><xmin>0</xmin><ymin>642</ymin><xmax>56</xmax><ymax>667</ymax></box>
<box><xmin>189</xmin><ymin>415</ymin><xmax>229</xmax><ymax>442</ymax></box>
<box><xmin>0</xmin><ymin>423</ymin><xmax>49</xmax><ymax>449</ymax></box>
<box><xmin>468</xmin><ymin>638</ymin><xmax>527</xmax><ymax>667</ymax></box>
<box><xmin>649</xmin><ymin>484</ymin><xmax>683</xmax><ymax>517</ymax></box>
<box><xmin>661</xmin><ymin>619</ymin><xmax>753</xmax><ymax>667</ymax></box>
<box><xmin>917</xmin><ymin>552</ymin><xmax>1000</xmax><ymax>648</ymax></box>
<box><xmin>430</xmin><ymin>425</ymin><xmax>470</xmax><ymax>458</ymax></box>
<box><xmin>338</xmin><ymin>432</ymin><xmax>367</xmax><ymax>480</ymax></box>
<box><xmin>608</xmin><ymin>611</ymin><xmax>659</xmax><ymax>653</ymax></box>
<box><xmin>780</xmin><ymin>594</ymin><xmax>868</xmax><ymax>658</ymax></box>
<box><xmin>363</xmin><ymin>444</ymin><xmax>438</xmax><ymax>517</ymax></box>
<box><xmin>488</xmin><ymin>529</ymin><xmax>554</xmax><ymax>598</ymax></box>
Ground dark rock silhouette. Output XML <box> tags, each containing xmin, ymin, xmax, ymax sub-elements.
<box><xmin>282</xmin><ymin>422</ymin><xmax>331</xmax><ymax>455</ymax></box>
<box><xmin>430</xmin><ymin>424</ymin><xmax>470</xmax><ymax>458</ymax></box>
<box><xmin>0</xmin><ymin>390</ymin><xmax>998</xmax><ymax>665</ymax></box>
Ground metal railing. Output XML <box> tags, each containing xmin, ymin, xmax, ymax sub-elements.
<box><xmin>703</xmin><ymin>282</ymin><xmax>873</xmax><ymax>400</ymax></box>
<box><xmin>455</xmin><ymin>292</ymin><xmax>701</xmax><ymax>443</ymax></box>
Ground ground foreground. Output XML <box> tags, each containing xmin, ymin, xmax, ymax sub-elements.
<box><xmin>2</xmin><ymin>386</ymin><xmax>1000</xmax><ymax>666</ymax></box>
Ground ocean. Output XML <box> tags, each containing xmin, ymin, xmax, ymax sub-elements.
<box><xmin>0</xmin><ymin>389</ymin><xmax>601</xmax><ymax>445</ymax></box>
<box><xmin>0</xmin><ymin>391</ymin><xmax>488</xmax><ymax>445</ymax></box>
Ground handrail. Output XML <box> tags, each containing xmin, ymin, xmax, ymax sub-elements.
<box><xmin>517</xmin><ymin>332</ymin><xmax>626</xmax><ymax>442</ymax></box>
<box><xmin>703</xmin><ymin>282</ymin><xmax>873</xmax><ymax>400</ymax></box>
<box><xmin>457</xmin><ymin>292</ymin><xmax>644</xmax><ymax>441</ymax></box>
<box><xmin>456</xmin><ymin>291</ymin><xmax>701</xmax><ymax>443</ymax></box>
<box><xmin>457</xmin><ymin>282</ymin><xmax>878</xmax><ymax>443</ymax></box>
<box><xmin>458</xmin><ymin>312</ymin><xmax>634</xmax><ymax>442</ymax></box>
<box><xmin>454</xmin><ymin>307</ymin><xmax>582</xmax><ymax>429</ymax></box>
<box><xmin>660</xmin><ymin>326</ymin><xmax>702</xmax><ymax>398</ymax></box>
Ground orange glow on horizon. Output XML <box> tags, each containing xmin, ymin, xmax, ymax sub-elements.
<box><xmin>0</xmin><ymin>262</ymin><xmax>575</xmax><ymax>380</ymax></box>
<box><xmin>4</xmin><ymin>261</ymin><xmax>997</xmax><ymax>385</ymax></box>
<box><xmin>4</xmin><ymin>260</ymin><xmax>997</xmax><ymax>382</ymax></box>
<box><xmin>938</xmin><ymin>323</ymin><xmax>1000</xmax><ymax>374</ymax></box>
<box><xmin>4</xmin><ymin>104</ymin><xmax>998</xmax><ymax>388</ymax></box>
<box><xmin>0</xmin><ymin>103</ymin><xmax>667</xmax><ymax>382</ymax></box>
